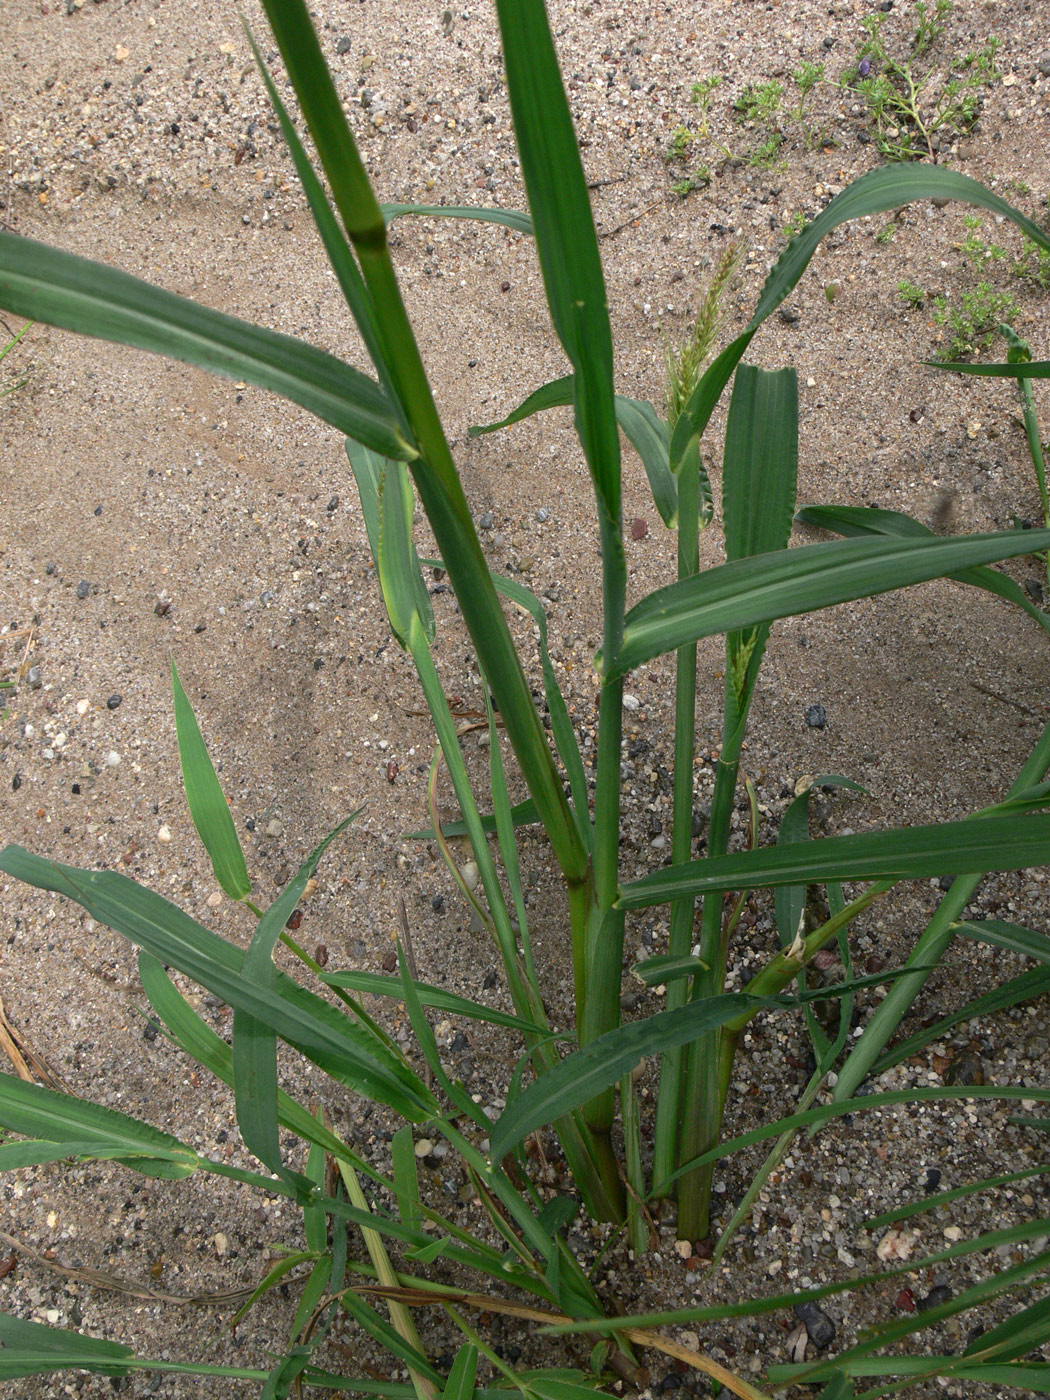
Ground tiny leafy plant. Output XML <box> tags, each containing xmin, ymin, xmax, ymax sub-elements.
<box><xmin>896</xmin><ymin>277</ymin><xmax>927</xmax><ymax>309</ymax></box>
<box><xmin>4</xmin><ymin>0</ymin><xmax>1050</xmax><ymax>1393</ymax></box>
<box><xmin>932</xmin><ymin>280</ymin><xmax>1020</xmax><ymax>360</ymax></box>
<box><xmin>844</xmin><ymin>0</ymin><xmax>999</xmax><ymax>161</ymax></box>
<box><xmin>0</xmin><ymin>318</ymin><xmax>32</xmax><ymax>398</ymax></box>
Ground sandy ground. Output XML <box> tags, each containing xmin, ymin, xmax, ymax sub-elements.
<box><xmin>2</xmin><ymin>0</ymin><xmax>1050</xmax><ymax>1396</ymax></box>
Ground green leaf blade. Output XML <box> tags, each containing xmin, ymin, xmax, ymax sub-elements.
<box><xmin>618</xmin><ymin>812</ymin><xmax>1050</xmax><ymax>909</ymax></box>
<box><xmin>607</xmin><ymin>528</ymin><xmax>1050</xmax><ymax>678</ymax></box>
<box><xmin>171</xmin><ymin>661</ymin><xmax>250</xmax><ymax>901</ymax></box>
<box><xmin>0</xmin><ymin>232</ymin><xmax>413</xmax><ymax>461</ymax></box>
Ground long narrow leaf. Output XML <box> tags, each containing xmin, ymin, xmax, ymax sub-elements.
<box><xmin>954</xmin><ymin>918</ymin><xmax>1050</xmax><ymax>965</ymax></box>
<box><xmin>489</xmin><ymin>995</ymin><xmax>759</xmax><ymax>1160</ymax></box>
<box><xmin>617</xmin><ymin>812</ymin><xmax>1050</xmax><ymax>908</ymax></box>
<box><xmin>0</xmin><ymin>232</ymin><xmax>413</xmax><ymax>461</ymax></box>
<box><xmin>495</xmin><ymin>0</ymin><xmax>620</xmax><ymax>530</ymax></box>
<box><xmin>234</xmin><ymin>815</ymin><xmax>358</xmax><ymax>1187</ymax></box>
<box><xmin>0</xmin><ymin>1072</ymin><xmax>199</xmax><ymax>1178</ymax></box>
<box><xmin>668</xmin><ymin>166</ymin><xmax>1050</xmax><ymax>470</ymax></box>
<box><xmin>925</xmin><ymin>359</ymin><xmax>1050</xmax><ymax>378</ymax></box>
<box><xmin>606</xmin><ymin>528</ymin><xmax>1050</xmax><ymax>678</ymax></box>
<box><xmin>798</xmin><ymin>503</ymin><xmax>1050</xmax><ymax>637</ymax></box>
<box><xmin>382</xmin><ymin>203</ymin><xmax>531</xmax><ymax>235</ymax></box>
<box><xmin>319</xmin><ymin>969</ymin><xmax>553</xmax><ymax>1037</ymax></box>
<box><xmin>171</xmin><ymin>661</ymin><xmax>250</xmax><ymax>901</ymax></box>
<box><xmin>0</xmin><ymin>845</ymin><xmax>438</xmax><ymax>1120</ymax></box>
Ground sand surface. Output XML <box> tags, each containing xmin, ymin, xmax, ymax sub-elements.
<box><xmin>2</xmin><ymin>1</ymin><xmax>1050</xmax><ymax>1395</ymax></box>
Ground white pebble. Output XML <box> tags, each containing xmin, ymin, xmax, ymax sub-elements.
<box><xmin>213</xmin><ymin>1232</ymin><xmax>228</xmax><ymax>1256</ymax></box>
<box><xmin>105</xmin><ymin>750</ymin><xmax>121</xmax><ymax>767</ymax></box>
<box><xmin>76</xmin><ymin>699</ymin><xmax>90</xmax><ymax>716</ymax></box>
<box><xmin>623</xmin><ymin>693</ymin><xmax>640</xmax><ymax>712</ymax></box>
<box><xmin>206</xmin><ymin>891</ymin><xmax>223</xmax><ymax>908</ymax></box>
<box><xmin>414</xmin><ymin>1138</ymin><xmax>435</xmax><ymax>1158</ymax></box>
<box><xmin>157</xmin><ymin>824</ymin><xmax>172</xmax><ymax>843</ymax></box>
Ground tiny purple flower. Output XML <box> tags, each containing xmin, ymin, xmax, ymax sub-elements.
<box><xmin>858</xmin><ymin>56</ymin><xmax>871</xmax><ymax>77</ymax></box>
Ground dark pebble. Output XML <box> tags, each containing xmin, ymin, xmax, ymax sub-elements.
<box><xmin>500</xmin><ymin>280</ymin><xmax>511</xmax><ymax>292</ymax></box>
<box><xmin>794</xmin><ymin>1301</ymin><xmax>835</xmax><ymax>1350</ymax></box>
<box><xmin>805</xmin><ymin>702</ymin><xmax>827</xmax><ymax>730</ymax></box>
<box><xmin>46</xmin><ymin>562</ymin><xmax>57</xmax><ymax>575</ymax></box>
<box><xmin>917</xmin><ymin>1285</ymin><xmax>952</xmax><ymax>1312</ymax></box>
<box><xmin>106</xmin><ymin>693</ymin><xmax>122</xmax><ymax>710</ymax></box>
<box><xmin>12</xmin><ymin>773</ymin><xmax>22</xmax><ymax>791</ymax></box>
<box><xmin>631</xmin><ymin>517</ymin><xmax>648</xmax><ymax>540</ymax></box>
<box><xmin>450</xmin><ymin>1031</ymin><xmax>469</xmax><ymax>1053</ymax></box>
<box><xmin>154</xmin><ymin>597</ymin><xmax>171</xmax><ymax>616</ymax></box>
<box><xmin>479</xmin><ymin>512</ymin><xmax>495</xmax><ymax>530</ymax></box>
<box><xmin>327</xmin><ymin>495</ymin><xmax>339</xmax><ymax>512</ymax></box>
<box><xmin>431</xmin><ymin>893</ymin><xmax>444</xmax><ymax>912</ymax></box>
<box><xmin>143</xmin><ymin>1021</ymin><xmax>159</xmax><ymax>1042</ymax></box>
<box><xmin>482</xmin><ymin>968</ymin><xmax>498</xmax><ymax>989</ymax></box>
<box><xmin>924</xmin><ymin>1167</ymin><xmax>942</xmax><ymax>1192</ymax></box>
<box><xmin>76</xmin><ymin>580</ymin><xmax>90</xmax><ymax>599</ymax></box>
<box><xmin>382</xmin><ymin>950</ymin><xmax>398</xmax><ymax>973</ymax></box>
<box><xmin>944</xmin><ymin>1050</ymin><xmax>985</xmax><ymax>1086</ymax></box>
<box><xmin>335</xmin><ymin>36</ymin><xmax>352</xmax><ymax>54</ymax></box>
<box><xmin>93</xmin><ymin>504</ymin><xmax>103</xmax><ymax>517</ymax></box>
<box><xmin>936</xmin><ymin>875</ymin><xmax>954</xmax><ymax>892</ymax></box>
<box><xmin>778</xmin><ymin>305</ymin><xmax>801</xmax><ymax>325</ymax></box>
<box><xmin>71</xmin><ymin>782</ymin><xmax>80</xmax><ymax>794</ymax></box>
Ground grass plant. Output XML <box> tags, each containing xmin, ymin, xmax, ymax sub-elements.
<box><xmin>2</xmin><ymin>0</ymin><xmax>1050</xmax><ymax>1393</ymax></box>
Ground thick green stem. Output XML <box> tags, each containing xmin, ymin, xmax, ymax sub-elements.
<box><xmin>577</xmin><ymin>507</ymin><xmax>627</xmax><ymax>1199</ymax></box>
<box><xmin>676</xmin><ymin>690</ymin><xmax>746</xmax><ymax>1241</ymax></box>
<box><xmin>652</xmin><ymin>442</ymin><xmax>701</xmax><ymax>1196</ymax></box>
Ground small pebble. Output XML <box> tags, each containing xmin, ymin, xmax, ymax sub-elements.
<box><xmin>778</xmin><ymin>305</ymin><xmax>800</xmax><ymax>324</ymax></box>
<box><xmin>917</xmin><ymin>1284</ymin><xmax>953</xmax><ymax>1311</ymax></box>
<box><xmin>157</xmin><ymin>824</ymin><xmax>172</xmax><ymax>843</ymax></box>
<box><xmin>105</xmin><ymin>750</ymin><xmax>121</xmax><ymax>767</ymax></box>
<box><xmin>76</xmin><ymin>698</ymin><xmax>90</xmax><ymax>716</ymax></box>
<box><xmin>265</xmin><ymin>817</ymin><xmax>284</xmax><ymax>838</ymax></box>
<box><xmin>479</xmin><ymin>512</ymin><xmax>495</xmax><ymax>530</ymax></box>
<box><xmin>535</xmin><ymin>507</ymin><xmax>550</xmax><ymax>523</ymax></box>
<box><xmin>631</xmin><ymin>517</ymin><xmax>648</xmax><ymax>540</ymax></box>
<box><xmin>794</xmin><ymin>1301</ymin><xmax>835</xmax><ymax>1350</ymax></box>
<box><xmin>805</xmin><ymin>703</ymin><xmax>827</xmax><ymax>730</ymax></box>
<box><xmin>27</xmin><ymin>666</ymin><xmax>42</xmax><ymax>688</ymax></box>
<box><xmin>106</xmin><ymin>693</ymin><xmax>122</xmax><ymax>709</ymax></box>
<box><xmin>414</xmin><ymin>1138</ymin><xmax>435</xmax><ymax>1158</ymax></box>
<box><xmin>206</xmin><ymin>891</ymin><xmax>223</xmax><ymax>909</ymax></box>
<box><xmin>76</xmin><ymin>580</ymin><xmax>90</xmax><ymax>599</ymax></box>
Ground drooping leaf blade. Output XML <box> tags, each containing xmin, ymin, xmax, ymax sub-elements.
<box><xmin>489</xmin><ymin>995</ymin><xmax>760</xmax><ymax>1160</ymax></box>
<box><xmin>0</xmin><ymin>1072</ymin><xmax>200</xmax><ymax>1179</ymax></box>
<box><xmin>605</xmin><ymin>528</ymin><xmax>1050</xmax><ymax>678</ymax></box>
<box><xmin>798</xmin><ymin>503</ymin><xmax>1050</xmax><ymax>638</ymax></box>
<box><xmin>0</xmin><ymin>845</ymin><xmax>438</xmax><ymax>1121</ymax></box>
<box><xmin>0</xmin><ymin>231</ymin><xmax>413</xmax><ymax>462</ymax></box>
<box><xmin>382</xmin><ymin>203</ymin><xmax>532</xmax><ymax>235</ymax></box>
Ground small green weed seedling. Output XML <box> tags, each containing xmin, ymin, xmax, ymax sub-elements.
<box><xmin>4</xmin><ymin>0</ymin><xmax>1050</xmax><ymax>1393</ymax></box>
<box><xmin>844</xmin><ymin>0</ymin><xmax>999</xmax><ymax>161</ymax></box>
<box><xmin>0</xmin><ymin>318</ymin><xmax>32</xmax><ymax>398</ymax></box>
<box><xmin>896</xmin><ymin>277</ymin><xmax>927</xmax><ymax>309</ymax></box>
<box><xmin>932</xmin><ymin>280</ymin><xmax>1019</xmax><ymax>360</ymax></box>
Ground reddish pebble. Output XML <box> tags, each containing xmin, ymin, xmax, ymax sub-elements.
<box><xmin>314</xmin><ymin>944</ymin><xmax>329</xmax><ymax>968</ymax></box>
<box><xmin>896</xmin><ymin>1289</ymin><xmax>915</xmax><ymax>1312</ymax></box>
<box><xmin>386</xmin><ymin>760</ymin><xmax>399</xmax><ymax>782</ymax></box>
<box><xmin>631</xmin><ymin>517</ymin><xmax>647</xmax><ymax>540</ymax></box>
<box><xmin>382</xmin><ymin>950</ymin><xmax>399</xmax><ymax>972</ymax></box>
<box><xmin>500</xmin><ymin>281</ymin><xmax>511</xmax><ymax>292</ymax></box>
<box><xmin>285</xmin><ymin>909</ymin><xmax>303</xmax><ymax>930</ymax></box>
